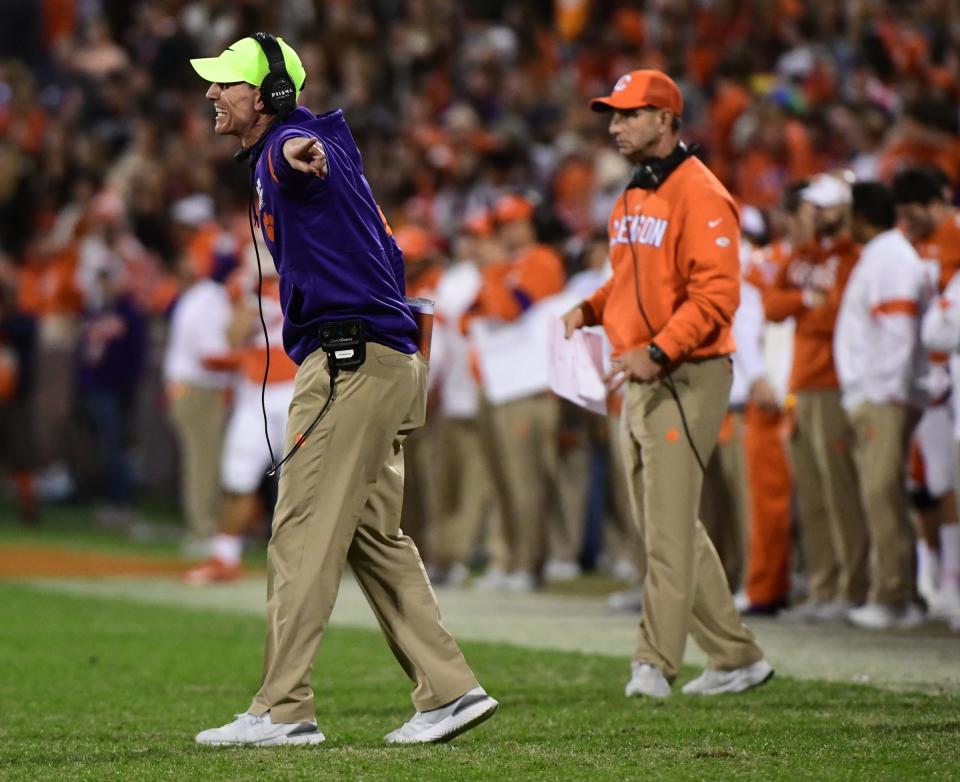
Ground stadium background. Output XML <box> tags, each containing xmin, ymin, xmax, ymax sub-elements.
<box><xmin>1</xmin><ymin>2</ymin><xmax>959</xmax><ymax>779</ymax></box>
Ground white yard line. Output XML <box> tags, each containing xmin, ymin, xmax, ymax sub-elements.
<box><xmin>25</xmin><ymin>575</ymin><xmax>960</xmax><ymax>694</ymax></box>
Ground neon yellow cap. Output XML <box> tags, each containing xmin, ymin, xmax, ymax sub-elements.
<box><xmin>190</xmin><ymin>36</ymin><xmax>306</xmax><ymax>97</ymax></box>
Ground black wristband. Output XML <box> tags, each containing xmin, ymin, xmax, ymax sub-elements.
<box><xmin>647</xmin><ymin>342</ymin><xmax>670</xmax><ymax>366</ymax></box>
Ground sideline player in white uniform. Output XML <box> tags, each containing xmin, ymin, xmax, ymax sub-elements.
<box><xmin>834</xmin><ymin>182</ymin><xmax>930</xmax><ymax>630</ymax></box>
<box><xmin>183</xmin><ymin>241</ymin><xmax>297</xmax><ymax>584</ymax></box>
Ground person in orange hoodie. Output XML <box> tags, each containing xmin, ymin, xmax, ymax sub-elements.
<box><xmin>764</xmin><ymin>173</ymin><xmax>868</xmax><ymax>624</ymax></box>
<box><xmin>466</xmin><ymin>194</ymin><xmax>566</xmax><ymax>592</ymax></box>
<box><xmin>563</xmin><ymin>69</ymin><xmax>769</xmax><ymax>699</ymax></box>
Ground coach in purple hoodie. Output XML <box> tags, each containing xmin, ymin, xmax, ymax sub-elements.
<box><xmin>190</xmin><ymin>34</ymin><xmax>496</xmax><ymax>748</ymax></box>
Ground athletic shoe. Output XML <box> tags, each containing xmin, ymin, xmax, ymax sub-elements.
<box><xmin>384</xmin><ymin>687</ymin><xmax>498</xmax><ymax>744</ymax></box>
<box><xmin>542</xmin><ymin>559</ymin><xmax>581</xmax><ymax>583</ymax></box>
<box><xmin>504</xmin><ymin>570</ymin><xmax>536</xmax><ymax>593</ymax></box>
<box><xmin>928</xmin><ymin>590</ymin><xmax>960</xmax><ymax>621</ymax></box>
<box><xmin>847</xmin><ymin>602</ymin><xmax>927</xmax><ymax>630</ymax></box>
<box><xmin>732</xmin><ymin>589</ymin><xmax>750</xmax><ymax>612</ymax></box>
<box><xmin>742</xmin><ymin>599</ymin><xmax>789</xmax><ymax>617</ymax></box>
<box><xmin>607</xmin><ymin>587</ymin><xmax>644</xmax><ymax>613</ymax></box>
<box><xmin>624</xmin><ymin>662</ymin><xmax>671</xmax><ymax>699</ymax></box>
<box><xmin>181</xmin><ymin>557</ymin><xmax>242</xmax><ymax>586</ymax></box>
<box><xmin>681</xmin><ymin>659</ymin><xmax>774</xmax><ymax>695</ymax></box>
<box><xmin>777</xmin><ymin>599</ymin><xmax>832</xmax><ymax>624</ymax></box>
<box><xmin>473</xmin><ymin>567</ymin><xmax>509</xmax><ymax>592</ymax></box>
<box><xmin>195</xmin><ymin>711</ymin><xmax>324</xmax><ymax>746</ymax></box>
<box><xmin>811</xmin><ymin>598</ymin><xmax>855</xmax><ymax>623</ymax></box>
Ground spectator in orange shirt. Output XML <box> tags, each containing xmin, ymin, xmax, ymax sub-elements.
<box><xmin>764</xmin><ymin>173</ymin><xmax>869</xmax><ymax>624</ymax></box>
<box><xmin>469</xmin><ymin>193</ymin><xmax>566</xmax><ymax>592</ymax></box>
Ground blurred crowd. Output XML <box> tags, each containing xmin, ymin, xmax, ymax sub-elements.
<box><xmin>2</xmin><ymin>1</ymin><xmax>960</xmax><ymax>628</ymax></box>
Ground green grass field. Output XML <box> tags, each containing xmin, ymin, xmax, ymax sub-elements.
<box><xmin>1</xmin><ymin>582</ymin><xmax>958</xmax><ymax>781</ymax></box>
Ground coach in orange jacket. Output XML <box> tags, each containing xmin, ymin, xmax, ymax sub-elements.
<box><xmin>563</xmin><ymin>70</ymin><xmax>771</xmax><ymax>698</ymax></box>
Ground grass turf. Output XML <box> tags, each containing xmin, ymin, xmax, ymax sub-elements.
<box><xmin>0</xmin><ymin>583</ymin><xmax>957</xmax><ymax>781</ymax></box>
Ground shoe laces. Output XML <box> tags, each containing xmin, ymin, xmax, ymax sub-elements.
<box><xmin>234</xmin><ymin>712</ymin><xmax>266</xmax><ymax>725</ymax></box>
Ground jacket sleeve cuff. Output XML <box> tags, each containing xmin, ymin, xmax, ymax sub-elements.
<box><xmin>581</xmin><ymin>300</ymin><xmax>600</xmax><ymax>326</ymax></box>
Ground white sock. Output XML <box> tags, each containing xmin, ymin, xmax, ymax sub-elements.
<box><xmin>940</xmin><ymin>524</ymin><xmax>960</xmax><ymax>593</ymax></box>
<box><xmin>917</xmin><ymin>540</ymin><xmax>939</xmax><ymax>581</ymax></box>
<box><xmin>212</xmin><ymin>534</ymin><xmax>243</xmax><ymax>565</ymax></box>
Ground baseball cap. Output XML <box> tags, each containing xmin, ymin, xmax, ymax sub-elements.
<box><xmin>492</xmin><ymin>194</ymin><xmax>535</xmax><ymax>225</ymax></box>
<box><xmin>802</xmin><ymin>174</ymin><xmax>852</xmax><ymax>208</ymax></box>
<box><xmin>190</xmin><ymin>36</ymin><xmax>306</xmax><ymax>97</ymax></box>
<box><xmin>590</xmin><ymin>70</ymin><xmax>683</xmax><ymax>115</ymax></box>
<box><xmin>393</xmin><ymin>225</ymin><xmax>435</xmax><ymax>263</ymax></box>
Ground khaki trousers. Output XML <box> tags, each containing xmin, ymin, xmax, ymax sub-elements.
<box><xmin>399</xmin><ymin>423</ymin><xmax>436</xmax><ymax>561</ymax></box>
<box><xmin>622</xmin><ymin>357</ymin><xmax>762</xmax><ymax>681</ymax></box>
<box><xmin>700</xmin><ymin>411</ymin><xmax>749</xmax><ymax>591</ymax></box>
<box><xmin>481</xmin><ymin>394</ymin><xmax>560</xmax><ymax>574</ymax></box>
<box><xmin>249</xmin><ymin>344</ymin><xmax>478</xmax><ymax>723</ymax></box>
<box><xmin>604</xmin><ymin>412</ymin><xmax>645</xmax><ymax>573</ymax></box>
<box><xmin>168</xmin><ymin>385</ymin><xmax>227</xmax><ymax>542</ymax></box>
<box><xmin>430</xmin><ymin>416</ymin><xmax>497</xmax><ymax>569</ymax></box>
<box><xmin>850</xmin><ymin>402</ymin><xmax>921</xmax><ymax>606</ymax></box>
<box><xmin>552</xmin><ymin>403</ymin><xmax>592</xmax><ymax>563</ymax></box>
<box><xmin>789</xmin><ymin>389</ymin><xmax>868</xmax><ymax>603</ymax></box>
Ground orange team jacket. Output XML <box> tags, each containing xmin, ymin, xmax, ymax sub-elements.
<box><xmin>469</xmin><ymin>244</ymin><xmax>566</xmax><ymax>322</ymax></box>
<box><xmin>762</xmin><ymin>234</ymin><xmax>860</xmax><ymax>392</ymax></box>
<box><xmin>582</xmin><ymin>155</ymin><xmax>740</xmax><ymax>360</ymax></box>
<box><xmin>915</xmin><ymin>210</ymin><xmax>960</xmax><ymax>291</ymax></box>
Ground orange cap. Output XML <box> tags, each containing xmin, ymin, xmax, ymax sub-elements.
<box><xmin>393</xmin><ymin>224</ymin><xmax>435</xmax><ymax>263</ymax></box>
<box><xmin>492</xmin><ymin>194</ymin><xmax>534</xmax><ymax>225</ymax></box>
<box><xmin>590</xmin><ymin>69</ymin><xmax>683</xmax><ymax>115</ymax></box>
<box><xmin>462</xmin><ymin>210</ymin><xmax>493</xmax><ymax>237</ymax></box>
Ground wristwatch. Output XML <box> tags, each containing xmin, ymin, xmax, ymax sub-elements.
<box><xmin>647</xmin><ymin>341</ymin><xmax>671</xmax><ymax>367</ymax></box>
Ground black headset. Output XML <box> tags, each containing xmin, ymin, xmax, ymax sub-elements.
<box><xmin>627</xmin><ymin>141</ymin><xmax>697</xmax><ymax>191</ymax></box>
<box><xmin>251</xmin><ymin>32</ymin><xmax>297</xmax><ymax>119</ymax></box>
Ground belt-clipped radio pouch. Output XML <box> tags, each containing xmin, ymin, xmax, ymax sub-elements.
<box><xmin>320</xmin><ymin>318</ymin><xmax>366</xmax><ymax>372</ymax></box>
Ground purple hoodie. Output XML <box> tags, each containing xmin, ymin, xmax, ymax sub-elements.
<box><xmin>248</xmin><ymin>107</ymin><xmax>418</xmax><ymax>364</ymax></box>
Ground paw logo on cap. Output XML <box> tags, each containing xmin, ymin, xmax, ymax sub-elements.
<box><xmin>613</xmin><ymin>74</ymin><xmax>633</xmax><ymax>92</ymax></box>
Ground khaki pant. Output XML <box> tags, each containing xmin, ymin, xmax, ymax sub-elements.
<box><xmin>430</xmin><ymin>416</ymin><xmax>497</xmax><ymax>570</ymax></box>
<box><xmin>850</xmin><ymin>402</ymin><xmax>921</xmax><ymax>606</ymax></box>
<box><xmin>168</xmin><ymin>385</ymin><xmax>227</xmax><ymax>542</ymax></box>
<box><xmin>480</xmin><ymin>394</ymin><xmax>560</xmax><ymax>574</ymax></box>
<box><xmin>249</xmin><ymin>344</ymin><xmax>477</xmax><ymax>723</ymax></box>
<box><xmin>399</xmin><ymin>423</ymin><xmax>436</xmax><ymax>561</ymax></box>
<box><xmin>552</xmin><ymin>402</ymin><xmax>592</xmax><ymax>563</ymax></box>
<box><xmin>604</xmin><ymin>411</ymin><xmax>645</xmax><ymax>574</ymax></box>
<box><xmin>700</xmin><ymin>411</ymin><xmax>749</xmax><ymax>591</ymax></box>
<box><xmin>621</xmin><ymin>357</ymin><xmax>763</xmax><ymax>681</ymax></box>
<box><xmin>789</xmin><ymin>389</ymin><xmax>868</xmax><ymax>603</ymax></box>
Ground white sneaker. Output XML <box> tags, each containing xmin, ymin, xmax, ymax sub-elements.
<box><xmin>542</xmin><ymin>559</ymin><xmax>581</xmax><ymax>583</ymax></box>
<box><xmin>928</xmin><ymin>589</ymin><xmax>960</xmax><ymax>621</ymax></box>
<box><xmin>195</xmin><ymin>711</ymin><xmax>325</xmax><ymax>746</ymax></box>
<box><xmin>473</xmin><ymin>567</ymin><xmax>508</xmax><ymax>591</ymax></box>
<box><xmin>777</xmin><ymin>599</ymin><xmax>831</xmax><ymax>624</ymax></box>
<box><xmin>682</xmin><ymin>659</ymin><xmax>774</xmax><ymax>696</ymax></box>
<box><xmin>609</xmin><ymin>557</ymin><xmax>639</xmax><ymax>582</ymax></box>
<box><xmin>384</xmin><ymin>687</ymin><xmax>498</xmax><ymax>745</ymax></box>
<box><xmin>811</xmin><ymin>598</ymin><xmax>855</xmax><ymax>623</ymax></box>
<box><xmin>624</xmin><ymin>662</ymin><xmax>671</xmax><ymax>699</ymax></box>
<box><xmin>608</xmin><ymin>587</ymin><xmax>644</xmax><ymax>613</ymax></box>
<box><xmin>733</xmin><ymin>590</ymin><xmax>750</xmax><ymax>612</ymax></box>
<box><xmin>504</xmin><ymin>570</ymin><xmax>536</xmax><ymax>592</ymax></box>
<box><xmin>847</xmin><ymin>602</ymin><xmax>927</xmax><ymax>630</ymax></box>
